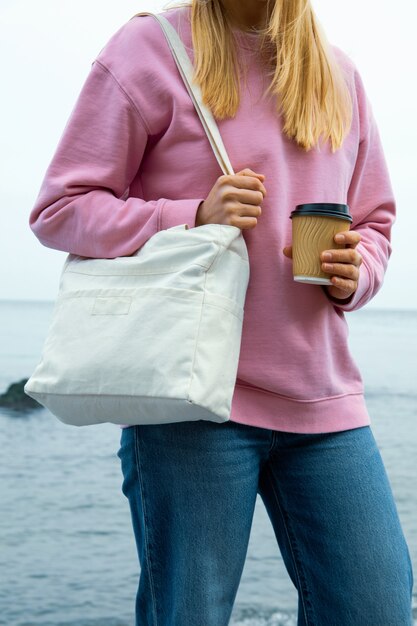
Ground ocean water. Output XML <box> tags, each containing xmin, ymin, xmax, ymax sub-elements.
<box><xmin>0</xmin><ymin>300</ymin><xmax>416</xmax><ymax>626</ymax></box>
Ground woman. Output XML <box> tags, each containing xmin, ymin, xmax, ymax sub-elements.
<box><xmin>28</xmin><ymin>0</ymin><xmax>414</xmax><ymax>623</ymax></box>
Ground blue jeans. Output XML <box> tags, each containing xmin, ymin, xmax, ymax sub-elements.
<box><xmin>116</xmin><ymin>421</ymin><xmax>414</xmax><ymax>625</ymax></box>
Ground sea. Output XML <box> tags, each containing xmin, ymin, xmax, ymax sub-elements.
<box><xmin>0</xmin><ymin>299</ymin><xmax>416</xmax><ymax>626</ymax></box>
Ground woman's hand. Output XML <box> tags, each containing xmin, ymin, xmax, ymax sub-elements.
<box><xmin>283</xmin><ymin>230</ymin><xmax>363</xmax><ymax>300</ymax></box>
<box><xmin>196</xmin><ymin>168</ymin><xmax>266</xmax><ymax>230</ymax></box>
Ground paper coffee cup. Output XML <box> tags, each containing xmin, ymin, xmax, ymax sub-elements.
<box><xmin>289</xmin><ymin>203</ymin><xmax>353</xmax><ymax>285</ymax></box>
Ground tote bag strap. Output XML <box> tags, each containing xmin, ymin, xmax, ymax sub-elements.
<box><xmin>133</xmin><ymin>11</ymin><xmax>235</xmax><ymax>177</ymax></box>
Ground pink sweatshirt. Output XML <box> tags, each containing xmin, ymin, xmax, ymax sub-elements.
<box><xmin>29</xmin><ymin>7</ymin><xmax>396</xmax><ymax>434</ymax></box>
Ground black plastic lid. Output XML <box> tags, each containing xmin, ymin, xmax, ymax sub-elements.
<box><xmin>290</xmin><ymin>203</ymin><xmax>352</xmax><ymax>223</ymax></box>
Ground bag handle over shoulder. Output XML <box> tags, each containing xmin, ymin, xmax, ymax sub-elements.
<box><xmin>132</xmin><ymin>11</ymin><xmax>235</xmax><ymax>178</ymax></box>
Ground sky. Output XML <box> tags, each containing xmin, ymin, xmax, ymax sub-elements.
<box><xmin>1</xmin><ymin>0</ymin><xmax>416</xmax><ymax>310</ymax></box>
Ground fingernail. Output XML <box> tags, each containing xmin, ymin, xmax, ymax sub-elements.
<box><xmin>322</xmin><ymin>252</ymin><xmax>332</xmax><ymax>260</ymax></box>
<box><xmin>335</xmin><ymin>234</ymin><xmax>344</xmax><ymax>242</ymax></box>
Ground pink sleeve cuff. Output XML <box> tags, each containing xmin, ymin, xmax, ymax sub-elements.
<box><xmin>158</xmin><ymin>198</ymin><xmax>205</xmax><ymax>231</ymax></box>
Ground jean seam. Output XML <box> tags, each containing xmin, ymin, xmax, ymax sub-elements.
<box><xmin>133</xmin><ymin>427</ymin><xmax>159</xmax><ymax>626</ymax></box>
<box><xmin>266</xmin><ymin>465</ymin><xmax>316</xmax><ymax>626</ymax></box>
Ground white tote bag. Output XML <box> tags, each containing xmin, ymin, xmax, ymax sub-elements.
<box><xmin>24</xmin><ymin>11</ymin><xmax>250</xmax><ymax>427</ymax></box>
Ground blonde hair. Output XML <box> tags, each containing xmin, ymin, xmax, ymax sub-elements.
<box><xmin>161</xmin><ymin>0</ymin><xmax>352</xmax><ymax>153</ymax></box>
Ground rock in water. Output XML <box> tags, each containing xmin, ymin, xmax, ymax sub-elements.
<box><xmin>0</xmin><ymin>379</ymin><xmax>42</xmax><ymax>410</ymax></box>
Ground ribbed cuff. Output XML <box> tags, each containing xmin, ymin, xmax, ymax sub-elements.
<box><xmin>158</xmin><ymin>198</ymin><xmax>206</xmax><ymax>231</ymax></box>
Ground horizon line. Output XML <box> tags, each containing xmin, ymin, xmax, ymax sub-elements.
<box><xmin>0</xmin><ymin>297</ymin><xmax>416</xmax><ymax>314</ymax></box>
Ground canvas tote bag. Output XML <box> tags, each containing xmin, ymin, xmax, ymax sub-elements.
<box><xmin>24</xmin><ymin>11</ymin><xmax>250</xmax><ymax>427</ymax></box>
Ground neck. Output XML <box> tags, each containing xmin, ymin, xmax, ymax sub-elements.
<box><xmin>220</xmin><ymin>0</ymin><xmax>270</xmax><ymax>31</ymax></box>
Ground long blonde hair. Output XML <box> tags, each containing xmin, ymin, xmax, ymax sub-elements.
<box><xmin>162</xmin><ymin>0</ymin><xmax>352</xmax><ymax>153</ymax></box>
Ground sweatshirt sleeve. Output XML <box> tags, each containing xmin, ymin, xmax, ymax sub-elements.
<box><xmin>28</xmin><ymin>59</ymin><xmax>205</xmax><ymax>258</ymax></box>
<box><xmin>322</xmin><ymin>65</ymin><xmax>396</xmax><ymax>312</ymax></box>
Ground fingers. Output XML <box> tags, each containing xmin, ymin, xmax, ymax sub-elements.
<box><xmin>322</xmin><ymin>229</ymin><xmax>362</xmax><ymax>291</ymax></box>
<box><xmin>334</xmin><ymin>230</ymin><xmax>361</xmax><ymax>247</ymax></box>
<box><xmin>321</xmin><ymin>247</ymin><xmax>363</xmax><ymax>266</ymax></box>
<box><xmin>328</xmin><ymin>276</ymin><xmax>358</xmax><ymax>293</ymax></box>
<box><xmin>228</xmin><ymin>172</ymin><xmax>267</xmax><ymax>197</ymax></box>
<box><xmin>237</xmin><ymin>168</ymin><xmax>266</xmax><ymax>181</ymax></box>
<box><xmin>321</xmin><ymin>261</ymin><xmax>360</xmax><ymax>282</ymax></box>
